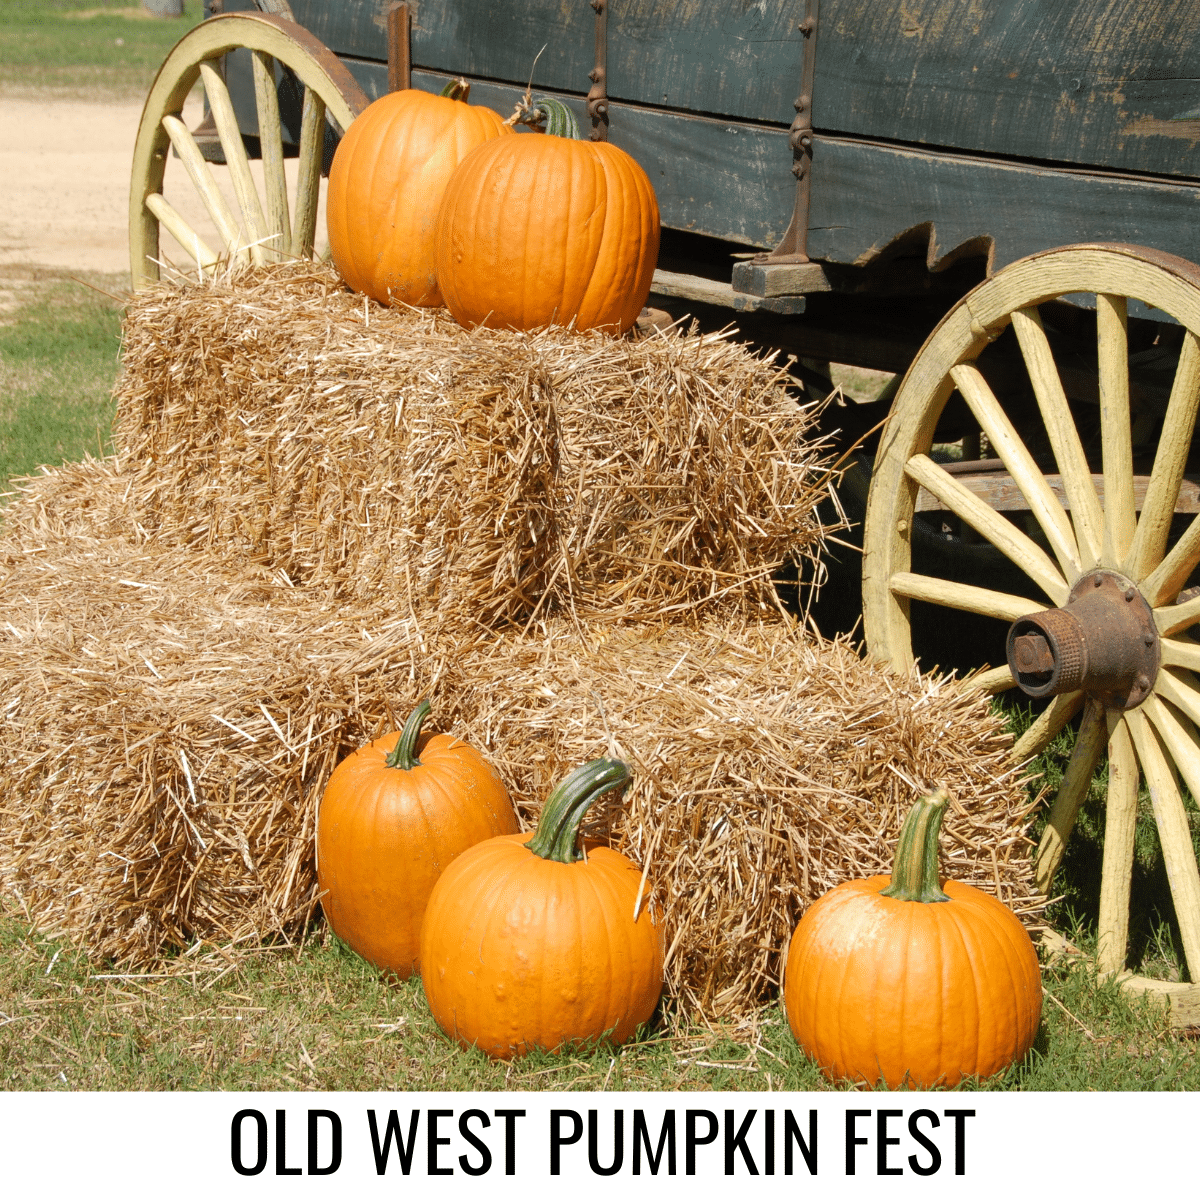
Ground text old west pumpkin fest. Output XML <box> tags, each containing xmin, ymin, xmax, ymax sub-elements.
<box><xmin>228</xmin><ymin>1104</ymin><xmax>976</xmax><ymax>1178</ymax></box>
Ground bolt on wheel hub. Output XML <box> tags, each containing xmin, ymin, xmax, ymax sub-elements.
<box><xmin>1006</xmin><ymin>569</ymin><xmax>1159</xmax><ymax>708</ymax></box>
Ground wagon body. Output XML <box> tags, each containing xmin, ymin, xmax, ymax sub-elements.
<box><xmin>210</xmin><ymin>0</ymin><xmax>1200</xmax><ymax>318</ymax></box>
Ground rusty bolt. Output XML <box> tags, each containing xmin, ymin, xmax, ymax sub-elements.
<box><xmin>1125</xmin><ymin>587</ymin><xmax>1137</xmax><ymax>602</ymax></box>
<box><xmin>799</xmin><ymin>17</ymin><xmax>815</xmax><ymax>34</ymax></box>
<box><xmin>1014</xmin><ymin>633</ymin><xmax>1055</xmax><ymax>675</ymax></box>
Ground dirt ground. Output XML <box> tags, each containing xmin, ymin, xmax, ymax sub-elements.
<box><xmin>0</xmin><ymin>92</ymin><xmax>329</xmax><ymax>282</ymax></box>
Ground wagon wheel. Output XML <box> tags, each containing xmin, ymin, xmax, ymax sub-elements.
<box><xmin>863</xmin><ymin>243</ymin><xmax>1200</xmax><ymax>1005</ymax></box>
<box><xmin>129</xmin><ymin>11</ymin><xmax>369</xmax><ymax>288</ymax></box>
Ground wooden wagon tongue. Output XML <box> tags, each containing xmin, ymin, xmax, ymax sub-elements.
<box><xmin>1006</xmin><ymin>569</ymin><xmax>1160</xmax><ymax>708</ymax></box>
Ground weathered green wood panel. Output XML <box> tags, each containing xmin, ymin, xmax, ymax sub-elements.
<box><xmin>285</xmin><ymin>54</ymin><xmax>1200</xmax><ymax>270</ymax></box>
<box><xmin>607</xmin><ymin>1</ymin><xmax>803</xmax><ymax>123</ymax></box>
<box><xmin>258</xmin><ymin>0</ymin><xmax>1200</xmax><ymax>179</ymax></box>
<box><xmin>291</xmin><ymin>0</ymin><xmax>594</xmax><ymax>95</ymax></box>
<box><xmin>288</xmin><ymin>0</ymin><xmax>806</xmax><ymax>124</ymax></box>
<box><xmin>817</xmin><ymin>0</ymin><xmax>1200</xmax><ymax>180</ymax></box>
<box><xmin>807</xmin><ymin>135</ymin><xmax>1200</xmax><ymax>281</ymax></box>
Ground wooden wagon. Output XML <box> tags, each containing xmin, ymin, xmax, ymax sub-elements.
<box><xmin>128</xmin><ymin>0</ymin><xmax>1200</xmax><ymax>1020</ymax></box>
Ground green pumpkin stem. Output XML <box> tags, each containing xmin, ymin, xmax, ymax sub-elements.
<box><xmin>879</xmin><ymin>788</ymin><xmax>951</xmax><ymax>904</ymax></box>
<box><xmin>506</xmin><ymin>94</ymin><xmax>580</xmax><ymax>138</ymax></box>
<box><xmin>384</xmin><ymin>700</ymin><xmax>431</xmax><ymax>770</ymax></box>
<box><xmin>440</xmin><ymin>77</ymin><xmax>471</xmax><ymax>102</ymax></box>
<box><xmin>525</xmin><ymin>757</ymin><xmax>630</xmax><ymax>864</ymax></box>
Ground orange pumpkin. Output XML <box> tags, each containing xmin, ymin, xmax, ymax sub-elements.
<box><xmin>434</xmin><ymin>96</ymin><xmax>659</xmax><ymax>334</ymax></box>
<box><xmin>316</xmin><ymin>699</ymin><xmax>518</xmax><ymax>978</ymax></box>
<box><xmin>420</xmin><ymin>758</ymin><xmax>664</xmax><ymax>1058</ymax></box>
<box><xmin>783</xmin><ymin>788</ymin><xmax>1042</xmax><ymax>1089</ymax></box>
<box><xmin>326</xmin><ymin>82</ymin><xmax>510</xmax><ymax>307</ymax></box>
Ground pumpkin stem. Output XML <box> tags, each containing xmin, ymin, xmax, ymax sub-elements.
<box><xmin>879</xmin><ymin>788</ymin><xmax>951</xmax><ymax>904</ymax></box>
<box><xmin>439</xmin><ymin>77</ymin><xmax>471</xmax><ymax>102</ymax></box>
<box><xmin>384</xmin><ymin>700</ymin><xmax>431</xmax><ymax>771</ymax></box>
<box><xmin>505</xmin><ymin>95</ymin><xmax>580</xmax><ymax>138</ymax></box>
<box><xmin>525</xmin><ymin>757</ymin><xmax>630</xmax><ymax>863</ymax></box>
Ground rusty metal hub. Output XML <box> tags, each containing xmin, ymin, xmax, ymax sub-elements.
<box><xmin>1006</xmin><ymin>569</ymin><xmax>1159</xmax><ymax>708</ymax></box>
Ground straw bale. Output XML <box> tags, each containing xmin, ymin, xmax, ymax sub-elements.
<box><xmin>0</xmin><ymin>467</ymin><xmax>1039</xmax><ymax>1017</ymax></box>
<box><xmin>111</xmin><ymin>262</ymin><xmax>833</xmax><ymax>633</ymax></box>
<box><xmin>435</xmin><ymin>619</ymin><xmax>1043</xmax><ymax>1023</ymax></box>
<box><xmin>0</xmin><ymin>496</ymin><xmax>429</xmax><ymax>963</ymax></box>
<box><xmin>0</xmin><ymin>265</ymin><xmax>1041</xmax><ymax>1026</ymax></box>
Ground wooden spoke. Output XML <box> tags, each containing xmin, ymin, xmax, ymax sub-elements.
<box><xmin>1034</xmin><ymin>699</ymin><xmax>1110</xmax><ymax>894</ymax></box>
<box><xmin>1145</xmin><ymin>693</ymin><xmax>1200</xmax><ymax>803</ymax></box>
<box><xmin>1096</xmin><ymin>717</ymin><xmax>1139</xmax><ymax>974</ymax></box>
<box><xmin>1005</xmin><ymin>690</ymin><xmax>1083</xmax><ymax>767</ymax></box>
<box><xmin>199</xmin><ymin>61</ymin><xmax>268</xmax><ymax>266</ymax></box>
<box><xmin>1142</xmin><ymin>512</ymin><xmax>1200</xmax><ymax>609</ymax></box>
<box><xmin>1161</xmin><ymin>637</ymin><xmax>1200</xmax><ymax>673</ymax></box>
<box><xmin>291</xmin><ymin>88</ymin><xmax>326</xmax><ymax>259</ymax></box>
<box><xmin>904</xmin><ymin>453</ymin><xmax>1070</xmax><ymax>605</ymax></box>
<box><xmin>948</xmin><ymin>362</ymin><xmax>1081</xmax><ymax>580</ymax></box>
<box><xmin>959</xmin><ymin>664</ymin><xmax>1017</xmax><ymax>694</ymax></box>
<box><xmin>161</xmin><ymin>113</ymin><xmax>247</xmax><ymax>262</ymax></box>
<box><xmin>1124</xmin><ymin>707</ymin><xmax>1200</xmax><ymax>979</ymax></box>
<box><xmin>1150</xmin><ymin>667</ymin><xmax>1200</xmax><ymax>728</ymax></box>
<box><xmin>1097</xmin><ymin>294</ymin><xmax>1137</xmax><ymax>566</ymax></box>
<box><xmin>1124</xmin><ymin>332</ymin><xmax>1200</xmax><ymax>581</ymax></box>
<box><xmin>1010</xmin><ymin>306</ymin><xmax>1104</xmax><ymax>568</ymax></box>
<box><xmin>252</xmin><ymin>50</ymin><xmax>289</xmax><ymax>263</ymax></box>
<box><xmin>887</xmin><ymin>572</ymin><xmax>1048</xmax><ymax>623</ymax></box>
<box><xmin>1156</xmin><ymin>593</ymin><xmax>1200</xmax><ymax>637</ymax></box>
<box><xmin>143</xmin><ymin>193</ymin><xmax>219</xmax><ymax>272</ymax></box>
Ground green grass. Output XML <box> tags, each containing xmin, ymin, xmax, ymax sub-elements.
<box><xmin>0</xmin><ymin>0</ymin><xmax>202</xmax><ymax>99</ymax></box>
<box><xmin>0</xmin><ymin>269</ymin><xmax>126</xmax><ymax>491</ymax></box>
<box><xmin>3</xmin><ymin>906</ymin><xmax>1198</xmax><ymax>1093</ymax></box>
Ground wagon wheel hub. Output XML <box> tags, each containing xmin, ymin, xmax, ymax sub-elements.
<box><xmin>1006</xmin><ymin>569</ymin><xmax>1159</xmax><ymax>708</ymax></box>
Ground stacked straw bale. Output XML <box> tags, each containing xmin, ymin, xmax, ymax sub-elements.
<box><xmin>113</xmin><ymin>264</ymin><xmax>833</xmax><ymax>632</ymax></box>
<box><xmin>0</xmin><ymin>263</ymin><xmax>1043</xmax><ymax>1022</ymax></box>
<box><xmin>438</xmin><ymin>620</ymin><xmax>1042</xmax><ymax>1021</ymax></box>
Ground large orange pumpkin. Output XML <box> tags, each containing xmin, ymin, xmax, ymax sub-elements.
<box><xmin>434</xmin><ymin>96</ymin><xmax>659</xmax><ymax>334</ymax></box>
<box><xmin>316</xmin><ymin>699</ymin><xmax>519</xmax><ymax>978</ymax></box>
<box><xmin>326</xmin><ymin>83</ymin><xmax>510</xmax><ymax>307</ymax></box>
<box><xmin>783</xmin><ymin>789</ymin><xmax>1042</xmax><ymax>1089</ymax></box>
<box><xmin>420</xmin><ymin>757</ymin><xmax>664</xmax><ymax>1058</ymax></box>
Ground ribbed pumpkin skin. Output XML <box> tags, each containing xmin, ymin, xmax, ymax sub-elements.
<box><xmin>434</xmin><ymin>134</ymin><xmax>660</xmax><ymax>333</ymax></box>
<box><xmin>420</xmin><ymin>834</ymin><xmax>664</xmax><ymax>1058</ymax></box>
<box><xmin>326</xmin><ymin>89</ymin><xmax>509</xmax><ymax>307</ymax></box>
<box><xmin>316</xmin><ymin>731</ymin><xmax>518</xmax><ymax>979</ymax></box>
<box><xmin>783</xmin><ymin>876</ymin><xmax>1042</xmax><ymax>1089</ymax></box>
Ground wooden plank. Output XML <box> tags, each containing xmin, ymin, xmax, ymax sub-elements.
<box><xmin>286</xmin><ymin>0</ymin><xmax>1200</xmax><ymax>183</ymax></box>
<box><xmin>807</xmin><ymin>136</ymin><xmax>1200</xmax><ymax>286</ymax></box>
<box><xmin>814</xmin><ymin>0</ymin><xmax>1200</xmax><ymax>182</ymax></box>
<box><xmin>915</xmin><ymin>468</ymin><xmax>1200</xmax><ymax>514</ymax></box>
<box><xmin>288</xmin><ymin>0</ymin><xmax>594</xmax><ymax>96</ymax></box>
<box><xmin>650</xmin><ymin>270</ymin><xmax>804</xmax><ymax>315</ymax></box>
<box><xmin>732</xmin><ymin>261</ymin><xmax>833</xmax><ymax>298</ymax></box>
<box><xmin>285</xmin><ymin>55</ymin><xmax>1200</xmax><ymax>276</ymax></box>
<box><xmin>289</xmin><ymin>0</ymin><xmax>806</xmax><ymax>126</ymax></box>
<box><xmin>607</xmin><ymin>0</ymin><xmax>803</xmax><ymax>124</ymax></box>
